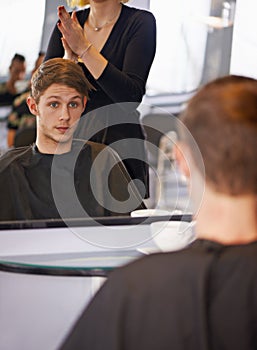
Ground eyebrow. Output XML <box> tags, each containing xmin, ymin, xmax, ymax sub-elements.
<box><xmin>45</xmin><ymin>95</ymin><xmax>82</xmax><ymax>100</ymax></box>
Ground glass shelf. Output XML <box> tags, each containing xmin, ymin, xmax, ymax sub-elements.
<box><xmin>0</xmin><ymin>214</ymin><xmax>192</xmax><ymax>276</ymax></box>
<box><xmin>0</xmin><ymin>249</ymin><xmax>143</xmax><ymax>277</ymax></box>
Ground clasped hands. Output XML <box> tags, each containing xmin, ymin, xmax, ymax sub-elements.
<box><xmin>57</xmin><ymin>5</ymin><xmax>90</xmax><ymax>62</ymax></box>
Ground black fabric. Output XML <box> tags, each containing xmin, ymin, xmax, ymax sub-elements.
<box><xmin>0</xmin><ymin>140</ymin><xmax>145</xmax><ymax>221</ymax></box>
<box><xmin>60</xmin><ymin>239</ymin><xmax>257</xmax><ymax>350</ymax></box>
<box><xmin>13</xmin><ymin>126</ymin><xmax>36</xmax><ymax>148</ymax></box>
<box><xmin>0</xmin><ymin>87</ymin><xmax>19</xmax><ymax>106</ymax></box>
<box><xmin>44</xmin><ymin>5</ymin><xmax>156</xmax><ymax>197</ymax></box>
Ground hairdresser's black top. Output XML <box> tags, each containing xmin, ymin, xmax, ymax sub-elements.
<box><xmin>45</xmin><ymin>4</ymin><xmax>156</xmax><ymax>110</ymax></box>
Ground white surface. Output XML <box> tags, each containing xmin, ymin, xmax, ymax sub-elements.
<box><xmin>0</xmin><ymin>224</ymin><xmax>154</xmax><ymax>257</ymax></box>
<box><xmin>0</xmin><ymin>223</ymin><xmax>158</xmax><ymax>350</ymax></box>
<box><xmin>0</xmin><ymin>271</ymin><xmax>98</xmax><ymax>350</ymax></box>
<box><xmin>230</xmin><ymin>0</ymin><xmax>257</xmax><ymax>78</ymax></box>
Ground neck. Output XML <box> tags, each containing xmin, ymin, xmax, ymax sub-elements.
<box><xmin>35</xmin><ymin>138</ymin><xmax>72</xmax><ymax>155</ymax></box>
<box><xmin>194</xmin><ymin>186</ymin><xmax>257</xmax><ymax>245</ymax></box>
<box><xmin>89</xmin><ymin>1</ymin><xmax>121</xmax><ymax>26</ymax></box>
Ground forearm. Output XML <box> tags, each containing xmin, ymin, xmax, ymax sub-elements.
<box><xmin>78</xmin><ymin>43</ymin><xmax>108</xmax><ymax>80</ymax></box>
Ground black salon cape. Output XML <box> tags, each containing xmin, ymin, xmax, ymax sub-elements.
<box><xmin>0</xmin><ymin>140</ymin><xmax>144</xmax><ymax>220</ymax></box>
<box><xmin>60</xmin><ymin>239</ymin><xmax>257</xmax><ymax>350</ymax></box>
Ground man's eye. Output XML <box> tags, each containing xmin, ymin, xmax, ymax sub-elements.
<box><xmin>69</xmin><ymin>102</ymin><xmax>78</xmax><ymax>108</ymax></box>
<box><xmin>50</xmin><ymin>102</ymin><xmax>58</xmax><ymax>108</ymax></box>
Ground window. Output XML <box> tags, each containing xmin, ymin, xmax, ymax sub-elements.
<box><xmin>147</xmin><ymin>0</ymin><xmax>211</xmax><ymax>93</ymax></box>
<box><xmin>0</xmin><ymin>0</ymin><xmax>45</xmax><ymax>78</ymax></box>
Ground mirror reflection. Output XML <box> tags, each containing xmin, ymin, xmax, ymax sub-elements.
<box><xmin>0</xmin><ymin>0</ymin><xmax>241</xmax><ymax>222</ymax></box>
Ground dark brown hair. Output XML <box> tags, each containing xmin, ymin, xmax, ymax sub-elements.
<box><xmin>31</xmin><ymin>57</ymin><xmax>93</xmax><ymax>104</ymax></box>
<box><xmin>179</xmin><ymin>75</ymin><xmax>257</xmax><ymax>195</ymax></box>
<box><xmin>11</xmin><ymin>53</ymin><xmax>25</xmax><ymax>63</ymax></box>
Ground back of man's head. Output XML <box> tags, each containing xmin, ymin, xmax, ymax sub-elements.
<box><xmin>30</xmin><ymin>57</ymin><xmax>93</xmax><ymax>104</ymax></box>
<box><xmin>180</xmin><ymin>75</ymin><xmax>257</xmax><ymax>195</ymax></box>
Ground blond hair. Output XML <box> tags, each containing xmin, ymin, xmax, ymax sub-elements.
<box><xmin>67</xmin><ymin>0</ymin><xmax>129</xmax><ymax>8</ymax></box>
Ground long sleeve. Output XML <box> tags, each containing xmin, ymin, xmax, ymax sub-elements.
<box><xmin>44</xmin><ymin>6</ymin><xmax>156</xmax><ymax>110</ymax></box>
<box><xmin>96</xmin><ymin>9</ymin><xmax>156</xmax><ymax>104</ymax></box>
<box><xmin>44</xmin><ymin>22</ymin><xmax>65</xmax><ymax>61</ymax></box>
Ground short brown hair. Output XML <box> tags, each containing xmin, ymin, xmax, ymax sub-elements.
<box><xmin>11</xmin><ymin>53</ymin><xmax>25</xmax><ymax>64</ymax></box>
<box><xmin>180</xmin><ymin>75</ymin><xmax>257</xmax><ymax>195</ymax></box>
<box><xmin>31</xmin><ymin>57</ymin><xmax>92</xmax><ymax>104</ymax></box>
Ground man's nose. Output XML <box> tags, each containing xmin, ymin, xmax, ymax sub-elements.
<box><xmin>18</xmin><ymin>70</ymin><xmax>25</xmax><ymax>80</ymax></box>
<box><xmin>60</xmin><ymin>106</ymin><xmax>71</xmax><ymax>120</ymax></box>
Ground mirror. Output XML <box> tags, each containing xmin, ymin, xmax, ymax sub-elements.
<box><xmin>0</xmin><ymin>0</ymin><xmax>240</xmax><ymax>222</ymax></box>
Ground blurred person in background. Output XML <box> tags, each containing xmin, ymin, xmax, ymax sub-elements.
<box><xmin>7</xmin><ymin>51</ymin><xmax>45</xmax><ymax>148</ymax></box>
<box><xmin>0</xmin><ymin>53</ymin><xmax>26</xmax><ymax>106</ymax></box>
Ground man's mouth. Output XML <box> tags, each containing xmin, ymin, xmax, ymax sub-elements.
<box><xmin>56</xmin><ymin>126</ymin><xmax>70</xmax><ymax>134</ymax></box>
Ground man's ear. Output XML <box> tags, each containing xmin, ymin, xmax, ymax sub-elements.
<box><xmin>174</xmin><ymin>142</ymin><xmax>191</xmax><ymax>179</ymax></box>
<box><xmin>83</xmin><ymin>96</ymin><xmax>87</xmax><ymax>109</ymax></box>
<box><xmin>26</xmin><ymin>95</ymin><xmax>38</xmax><ymax>116</ymax></box>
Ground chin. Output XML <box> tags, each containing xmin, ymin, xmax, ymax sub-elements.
<box><xmin>59</xmin><ymin>136</ymin><xmax>73</xmax><ymax>144</ymax></box>
<box><xmin>53</xmin><ymin>134</ymin><xmax>72</xmax><ymax>145</ymax></box>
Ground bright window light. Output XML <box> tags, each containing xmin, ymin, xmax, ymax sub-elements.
<box><xmin>0</xmin><ymin>0</ymin><xmax>45</xmax><ymax>77</ymax></box>
<box><xmin>147</xmin><ymin>0</ymin><xmax>211</xmax><ymax>93</ymax></box>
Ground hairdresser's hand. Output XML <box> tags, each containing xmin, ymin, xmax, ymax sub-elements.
<box><xmin>61</xmin><ymin>37</ymin><xmax>78</xmax><ymax>62</ymax></box>
<box><xmin>57</xmin><ymin>6</ymin><xmax>90</xmax><ymax>57</ymax></box>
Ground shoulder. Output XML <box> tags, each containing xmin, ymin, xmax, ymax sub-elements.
<box><xmin>0</xmin><ymin>146</ymin><xmax>32</xmax><ymax>172</ymax></box>
<box><xmin>110</xmin><ymin>248</ymin><xmax>193</xmax><ymax>287</ymax></box>
<box><xmin>122</xmin><ymin>4</ymin><xmax>156</xmax><ymax>25</ymax></box>
<box><xmin>96</xmin><ymin>249</ymin><xmax>193</xmax><ymax>303</ymax></box>
<box><xmin>119</xmin><ymin>5</ymin><xmax>156</xmax><ymax>40</ymax></box>
<box><xmin>109</xmin><ymin>240</ymin><xmax>257</xmax><ymax>293</ymax></box>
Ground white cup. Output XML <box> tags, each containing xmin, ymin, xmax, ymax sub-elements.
<box><xmin>130</xmin><ymin>209</ymin><xmax>172</xmax><ymax>217</ymax></box>
<box><xmin>150</xmin><ymin>220</ymin><xmax>196</xmax><ymax>252</ymax></box>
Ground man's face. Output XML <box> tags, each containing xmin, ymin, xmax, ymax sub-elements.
<box><xmin>9</xmin><ymin>59</ymin><xmax>26</xmax><ymax>81</ymax></box>
<box><xmin>27</xmin><ymin>83</ymin><xmax>86</xmax><ymax>151</ymax></box>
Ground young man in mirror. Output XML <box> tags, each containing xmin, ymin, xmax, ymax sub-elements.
<box><xmin>0</xmin><ymin>58</ymin><xmax>145</xmax><ymax>221</ymax></box>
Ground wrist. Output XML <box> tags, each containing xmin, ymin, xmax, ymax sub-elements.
<box><xmin>79</xmin><ymin>43</ymin><xmax>93</xmax><ymax>59</ymax></box>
